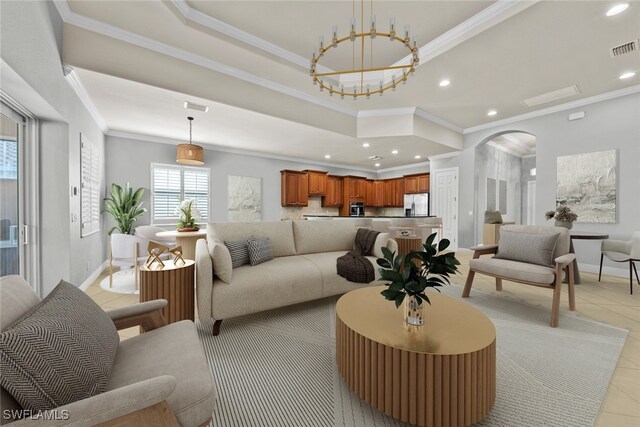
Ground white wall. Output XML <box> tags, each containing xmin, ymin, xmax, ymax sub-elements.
<box><xmin>1</xmin><ymin>1</ymin><xmax>106</xmax><ymax>293</ymax></box>
<box><xmin>104</xmin><ymin>135</ymin><xmax>378</xmax><ymax>227</ymax></box>
<box><xmin>459</xmin><ymin>93</ymin><xmax>640</xmax><ymax>274</ymax></box>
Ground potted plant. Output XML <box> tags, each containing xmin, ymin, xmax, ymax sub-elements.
<box><xmin>104</xmin><ymin>183</ymin><xmax>146</xmax><ymax>235</ymax></box>
<box><xmin>545</xmin><ymin>205</ymin><xmax>578</xmax><ymax>229</ymax></box>
<box><xmin>176</xmin><ymin>199</ymin><xmax>202</xmax><ymax>232</ymax></box>
<box><xmin>376</xmin><ymin>233</ymin><xmax>460</xmax><ymax>326</ymax></box>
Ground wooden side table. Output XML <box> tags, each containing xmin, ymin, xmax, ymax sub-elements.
<box><xmin>396</xmin><ymin>236</ymin><xmax>423</xmax><ymax>255</ymax></box>
<box><xmin>155</xmin><ymin>230</ymin><xmax>207</xmax><ymax>260</ymax></box>
<box><xmin>139</xmin><ymin>260</ymin><xmax>195</xmax><ymax>324</ymax></box>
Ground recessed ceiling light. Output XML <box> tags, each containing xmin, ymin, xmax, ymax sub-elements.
<box><xmin>619</xmin><ymin>71</ymin><xmax>636</xmax><ymax>79</ymax></box>
<box><xmin>439</xmin><ymin>79</ymin><xmax>450</xmax><ymax>87</ymax></box>
<box><xmin>362</xmin><ymin>142</ymin><xmax>370</xmax><ymax>148</ymax></box>
<box><xmin>487</xmin><ymin>110</ymin><xmax>497</xmax><ymax>117</ymax></box>
<box><xmin>184</xmin><ymin>101</ymin><xmax>209</xmax><ymax>112</ymax></box>
<box><xmin>392</xmin><ymin>149</ymin><xmax>398</xmax><ymax>154</ymax></box>
<box><xmin>375</xmin><ymin>163</ymin><xmax>381</xmax><ymax>167</ymax></box>
<box><xmin>606</xmin><ymin>3</ymin><xmax>629</xmax><ymax>16</ymax></box>
<box><xmin>414</xmin><ymin>155</ymin><xmax>421</xmax><ymax>159</ymax></box>
<box><xmin>324</xmin><ymin>154</ymin><xmax>331</xmax><ymax>159</ymax></box>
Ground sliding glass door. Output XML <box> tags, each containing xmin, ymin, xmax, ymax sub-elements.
<box><xmin>0</xmin><ymin>104</ymin><xmax>24</xmax><ymax>278</ymax></box>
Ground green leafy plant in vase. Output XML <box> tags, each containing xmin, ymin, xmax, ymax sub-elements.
<box><xmin>376</xmin><ymin>233</ymin><xmax>460</xmax><ymax>326</ymax></box>
<box><xmin>176</xmin><ymin>199</ymin><xmax>202</xmax><ymax>232</ymax></box>
<box><xmin>104</xmin><ymin>183</ymin><xmax>146</xmax><ymax>235</ymax></box>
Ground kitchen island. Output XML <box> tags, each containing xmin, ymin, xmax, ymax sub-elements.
<box><xmin>303</xmin><ymin>215</ymin><xmax>443</xmax><ymax>239</ymax></box>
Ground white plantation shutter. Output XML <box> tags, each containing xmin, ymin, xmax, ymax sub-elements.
<box><xmin>183</xmin><ymin>167</ymin><xmax>209</xmax><ymax>219</ymax></box>
<box><xmin>151</xmin><ymin>163</ymin><xmax>209</xmax><ymax>223</ymax></box>
<box><xmin>81</xmin><ymin>134</ymin><xmax>100</xmax><ymax>237</ymax></box>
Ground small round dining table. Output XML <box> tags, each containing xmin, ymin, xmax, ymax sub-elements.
<box><xmin>569</xmin><ymin>231</ymin><xmax>609</xmax><ymax>284</ymax></box>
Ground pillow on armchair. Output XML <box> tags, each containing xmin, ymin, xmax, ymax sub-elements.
<box><xmin>493</xmin><ymin>230</ymin><xmax>560</xmax><ymax>267</ymax></box>
<box><xmin>0</xmin><ymin>281</ymin><xmax>119</xmax><ymax>411</ymax></box>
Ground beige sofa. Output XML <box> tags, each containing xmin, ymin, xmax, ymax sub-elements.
<box><xmin>195</xmin><ymin>220</ymin><xmax>397</xmax><ymax>335</ymax></box>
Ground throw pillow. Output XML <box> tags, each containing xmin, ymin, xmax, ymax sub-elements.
<box><xmin>494</xmin><ymin>230</ymin><xmax>560</xmax><ymax>267</ymax></box>
<box><xmin>484</xmin><ymin>211</ymin><xmax>503</xmax><ymax>224</ymax></box>
<box><xmin>209</xmin><ymin>240</ymin><xmax>233</xmax><ymax>283</ymax></box>
<box><xmin>0</xmin><ymin>281</ymin><xmax>119</xmax><ymax>411</ymax></box>
<box><xmin>224</xmin><ymin>239</ymin><xmax>253</xmax><ymax>268</ymax></box>
<box><xmin>247</xmin><ymin>238</ymin><xmax>274</xmax><ymax>266</ymax></box>
<box><xmin>372</xmin><ymin>233</ymin><xmax>389</xmax><ymax>258</ymax></box>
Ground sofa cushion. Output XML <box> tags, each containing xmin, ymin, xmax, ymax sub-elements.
<box><xmin>248</xmin><ymin>238</ymin><xmax>274</xmax><ymax>266</ymax></box>
<box><xmin>293</xmin><ymin>220</ymin><xmax>356</xmax><ymax>255</ymax></box>
<box><xmin>301</xmin><ymin>252</ymin><xmax>382</xmax><ymax>297</ymax></box>
<box><xmin>372</xmin><ymin>233</ymin><xmax>389</xmax><ymax>258</ymax></box>
<box><xmin>500</xmin><ymin>225</ymin><xmax>570</xmax><ymax>259</ymax></box>
<box><xmin>211</xmin><ymin>256</ymin><xmax>323</xmax><ymax>319</ymax></box>
<box><xmin>494</xmin><ymin>229</ymin><xmax>559</xmax><ymax>267</ymax></box>
<box><xmin>208</xmin><ymin>240</ymin><xmax>233</xmax><ymax>283</ymax></box>
<box><xmin>225</xmin><ymin>239</ymin><xmax>252</xmax><ymax>268</ymax></box>
<box><xmin>107</xmin><ymin>320</ymin><xmax>215</xmax><ymax>427</ymax></box>
<box><xmin>470</xmin><ymin>258</ymin><xmax>558</xmax><ymax>284</ymax></box>
<box><xmin>0</xmin><ymin>281</ymin><xmax>119</xmax><ymax>411</ymax></box>
<box><xmin>0</xmin><ymin>275</ymin><xmax>41</xmax><ymax>328</ymax></box>
<box><xmin>209</xmin><ymin>221</ymin><xmax>296</xmax><ymax>257</ymax></box>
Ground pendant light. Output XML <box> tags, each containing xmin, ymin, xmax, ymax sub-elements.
<box><xmin>176</xmin><ymin>116</ymin><xmax>204</xmax><ymax>165</ymax></box>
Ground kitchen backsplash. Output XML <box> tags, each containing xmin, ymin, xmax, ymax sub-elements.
<box><xmin>281</xmin><ymin>198</ymin><xmax>406</xmax><ymax>220</ymax></box>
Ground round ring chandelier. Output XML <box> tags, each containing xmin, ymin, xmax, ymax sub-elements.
<box><xmin>310</xmin><ymin>0</ymin><xmax>419</xmax><ymax>99</ymax></box>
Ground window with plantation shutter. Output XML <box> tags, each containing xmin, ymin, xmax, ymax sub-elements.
<box><xmin>151</xmin><ymin>163</ymin><xmax>209</xmax><ymax>224</ymax></box>
<box><xmin>81</xmin><ymin>134</ymin><xmax>100</xmax><ymax>237</ymax></box>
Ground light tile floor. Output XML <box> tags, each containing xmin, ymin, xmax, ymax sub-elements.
<box><xmin>87</xmin><ymin>252</ymin><xmax>640</xmax><ymax>426</ymax></box>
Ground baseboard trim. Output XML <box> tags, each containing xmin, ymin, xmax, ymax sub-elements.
<box><xmin>80</xmin><ymin>260</ymin><xmax>108</xmax><ymax>290</ymax></box>
<box><xmin>577</xmin><ymin>262</ymin><xmax>629</xmax><ymax>279</ymax></box>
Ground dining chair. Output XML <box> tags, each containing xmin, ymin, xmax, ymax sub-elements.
<box><xmin>599</xmin><ymin>231</ymin><xmax>640</xmax><ymax>294</ymax></box>
<box><xmin>109</xmin><ymin>234</ymin><xmax>151</xmax><ymax>289</ymax></box>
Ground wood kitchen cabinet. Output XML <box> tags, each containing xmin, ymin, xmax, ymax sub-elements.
<box><xmin>304</xmin><ymin>170</ymin><xmax>328</xmax><ymax>196</ymax></box>
<box><xmin>394</xmin><ymin>179</ymin><xmax>405</xmax><ymax>207</ymax></box>
<box><xmin>347</xmin><ymin>177</ymin><xmax>367</xmax><ymax>198</ymax></box>
<box><xmin>373</xmin><ymin>181</ymin><xmax>385</xmax><ymax>207</ymax></box>
<box><xmin>404</xmin><ymin>173</ymin><xmax>430</xmax><ymax>194</ymax></box>
<box><xmin>280</xmin><ymin>170</ymin><xmax>309</xmax><ymax>206</ymax></box>
<box><xmin>365</xmin><ymin>180</ymin><xmax>374</xmax><ymax>206</ymax></box>
<box><xmin>322</xmin><ymin>175</ymin><xmax>343</xmax><ymax>207</ymax></box>
<box><xmin>383</xmin><ymin>180</ymin><xmax>395</xmax><ymax>207</ymax></box>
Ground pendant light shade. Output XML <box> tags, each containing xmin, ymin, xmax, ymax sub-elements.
<box><xmin>177</xmin><ymin>116</ymin><xmax>204</xmax><ymax>165</ymax></box>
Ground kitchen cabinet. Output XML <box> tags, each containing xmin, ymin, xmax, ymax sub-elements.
<box><xmin>373</xmin><ymin>181</ymin><xmax>385</xmax><ymax>207</ymax></box>
<box><xmin>383</xmin><ymin>180</ymin><xmax>395</xmax><ymax>207</ymax></box>
<box><xmin>322</xmin><ymin>175</ymin><xmax>344</xmax><ymax>207</ymax></box>
<box><xmin>304</xmin><ymin>170</ymin><xmax>328</xmax><ymax>196</ymax></box>
<box><xmin>404</xmin><ymin>173</ymin><xmax>430</xmax><ymax>194</ymax></box>
<box><xmin>394</xmin><ymin>179</ymin><xmax>405</xmax><ymax>207</ymax></box>
<box><xmin>347</xmin><ymin>177</ymin><xmax>367</xmax><ymax>198</ymax></box>
<box><xmin>280</xmin><ymin>170</ymin><xmax>309</xmax><ymax>207</ymax></box>
<box><xmin>365</xmin><ymin>180</ymin><xmax>374</xmax><ymax>206</ymax></box>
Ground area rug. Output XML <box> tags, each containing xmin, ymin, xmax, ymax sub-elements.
<box><xmin>99</xmin><ymin>269</ymin><xmax>139</xmax><ymax>295</ymax></box>
<box><xmin>196</xmin><ymin>285</ymin><xmax>628</xmax><ymax>427</ymax></box>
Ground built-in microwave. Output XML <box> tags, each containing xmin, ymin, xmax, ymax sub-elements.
<box><xmin>349</xmin><ymin>202</ymin><xmax>365</xmax><ymax>217</ymax></box>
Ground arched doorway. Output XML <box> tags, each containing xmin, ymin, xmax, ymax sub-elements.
<box><xmin>473</xmin><ymin>131</ymin><xmax>536</xmax><ymax>244</ymax></box>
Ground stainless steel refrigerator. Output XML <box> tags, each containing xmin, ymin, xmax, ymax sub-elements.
<box><xmin>404</xmin><ymin>193</ymin><xmax>429</xmax><ymax>216</ymax></box>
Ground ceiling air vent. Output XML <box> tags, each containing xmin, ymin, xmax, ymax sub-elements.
<box><xmin>184</xmin><ymin>101</ymin><xmax>209</xmax><ymax>112</ymax></box>
<box><xmin>521</xmin><ymin>85</ymin><xmax>581</xmax><ymax>107</ymax></box>
<box><xmin>610</xmin><ymin>40</ymin><xmax>638</xmax><ymax>57</ymax></box>
<box><xmin>368</xmin><ymin>155</ymin><xmax>382</xmax><ymax>160</ymax></box>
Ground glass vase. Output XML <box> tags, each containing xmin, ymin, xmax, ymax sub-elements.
<box><xmin>404</xmin><ymin>295</ymin><xmax>424</xmax><ymax>326</ymax></box>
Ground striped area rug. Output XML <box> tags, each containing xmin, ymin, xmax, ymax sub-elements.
<box><xmin>196</xmin><ymin>285</ymin><xmax>627</xmax><ymax>427</ymax></box>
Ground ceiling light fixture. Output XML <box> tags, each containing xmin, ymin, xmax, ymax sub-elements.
<box><xmin>324</xmin><ymin>154</ymin><xmax>331</xmax><ymax>159</ymax></box>
<box><xmin>184</xmin><ymin>101</ymin><xmax>209</xmax><ymax>113</ymax></box>
<box><xmin>439</xmin><ymin>79</ymin><xmax>450</xmax><ymax>87</ymax></box>
<box><xmin>310</xmin><ymin>0</ymin><xmax>419</xmax><ymax>99</ymax></box>
<box><xmin>606</xmin><ymin>3</ymin><xmax>629</xmax><ymax>16</ymax></box>
<box><xmin>375</xmin><ymin>163</ymin><xmax>381</xmax><ymax>167</ymax></box>
<box><xmin>176</xmin><ymin>117</ymin><xmax>204</xmax><ymax>165</ymax></box>
<box><xmin>414</xmin><ymin>155</ymin><xmax>421</xmax><ymax>159</ymax></box>
<box><xmin>392</xmin><ymin>149</ymin><xmax>398</xmax><ymax>154</ymax></box>
<box><xmin>487</xmin><ymin>110</ymin><xmax>497</xmax><ymax>117</ymax></box>
<box><xmin>619</xmin><ymin>71</ymin><xmax>636</xmax><ymax>79</ymax></box>
<box><xmin>362</xmin><ymin>142</ymin><xmax>370</xmax><ymax>147</ymax></box>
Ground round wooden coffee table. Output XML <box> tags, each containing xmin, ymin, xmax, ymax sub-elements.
<box><xmin>336</xmin><ymin>286</ymin><xmax>496</xmax><ymax>427</ymax></box>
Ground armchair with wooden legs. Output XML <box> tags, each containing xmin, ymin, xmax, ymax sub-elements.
<box><xmin>462</xmin><ymin>225</ymin><xmax>576</xmax><ymax>328</ymax></box>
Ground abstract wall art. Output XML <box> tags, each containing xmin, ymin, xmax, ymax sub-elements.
<box><xmin>556</xmin><ymin>150</ymin><xmax>616</xmax><ymax>223</ymax></box>
<box><xmin>228</xmin><ymin>175</ymin><xmax>262</xmax><ymax>222</ymax></box>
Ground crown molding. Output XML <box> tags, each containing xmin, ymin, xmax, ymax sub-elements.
<box><xmin>428</xmin><ymin>151</ymin><xmax>461</xmax><ymax>161</ymax></box>
<box><xmin>393</xmin><ymin>0</ymin><xmax>539</xmax><ymax>71</ymax></box>
<box><xmin>463</xmin><ymin>84</ymin><xmax>640</xmax><ymax>134</ymax></box>
<box><xmin>376</xmin><ymin>161</ymin><xmax>430</xmax><ymax>174</ymax></box>
<box><xmin>414</xmin><ymin>108</ymin><xmax>464</xmax><ymax>133</ymax></box>
<box><xmin>357</xmin><ymin>107</ymin><xmax>416</xmax><ymax>118</ymax></box>
<box><xmin>52</xmin><ymin>1</ymin><xmax>358</xmax><ymax>118</ymax></box>
<box><xmin>63</xmin><ymin>67</ymin><xmax>108</xmax><ymax>131</ymax></box>
<box><xmin>486</xmin><ymin>140</ymin><xmax>524</xmax><ymax>158</ymax></box>
<box><xmin>105</xmin><ymin>130</ymin><xmax>380</xmax><ymax>173</ymax></box>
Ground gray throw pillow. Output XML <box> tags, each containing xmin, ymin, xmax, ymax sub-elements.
<box><xmin>484</xmin><ymin>211</ymin><xmax>503</xmax><ymax>224</ymax></box>
<box><xmin>0</xmin><ymin>281</ymin><xmax>119</xmax><ymax>411</ymax></box>
<box><xmin>247</xmin><ymin>238</ymin><xmax>274</xmax><ymax>266</ymax></box>
<box><xmin>494</xmin><ymin>230</ymin><xmax>560</xmax><ymax>267</ymax></box>
<box><xmin>225</xmin><ymin>239</ymin><xmax>253</xmax><ymax>268</ymax></box>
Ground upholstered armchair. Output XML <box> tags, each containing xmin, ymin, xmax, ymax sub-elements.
<box><xmin>599</xmin><ymin>231</ymin><xmax>640</xmax><ymax>294</ymax></box>
<box><xmin>462</xmin><ymin>225</ymin><xmax>576</xmax><ymax>327</ymax></box>
<box><xmin>0</xmin><ymin>276</ymin><xmax>215</xmax><ymax>426</ymax></box>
